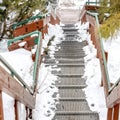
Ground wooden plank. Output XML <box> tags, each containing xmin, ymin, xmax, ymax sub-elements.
<box><xmin>0</xmin><ymin>91</ymin><xmax>4</xmax><ymax>120</ymax></box>
<box><xmin>107</xmin><ymin>83</ymin><xmax>120</xmax><ymax>108</ymax></box>
<box><xmin>13</xmin><ymin>19</ymin><xmax>44</xmax><ymax>37</ymax></box>
<box><xmin>113</xmin><ymin>104</ymin><xmax>119</xmax><ymax>120</ymax></box>
<box><xmin>13</xmin><ymin>26</ymin><xmax>26</xmax><ymax>37</ymax></box>
<box><xmin>0</xmin><ymin>66</ymin><xmax>35</xmax><ymax>109</ymax></box>
<box><xmin>118</xmin><ymin>103</ymin><xmax>120</xmax><ymax>120</ymax></box>
<box><xmin>107</xmin><ymin>108</ymin><xmax>113</xmax><ymax>120</ymax></box>
<box><xmin>14</xmin><ymin>100</ymin><xmax>19</xmax><ymax>120</ymax></box>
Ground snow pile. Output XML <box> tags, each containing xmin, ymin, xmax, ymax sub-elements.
<box><xmin>41</xmin><ymin>23</ymin><xmax>63</xmax><ymax>56</ymax></box>
<box><xmin>0</xmin><ymin>48</ymin><xmax>34</xmax><ymax>87</ymax></box>
<box><xmin>32</xmin><ymin>64</ymin><xmax>59</xmax><ymax>120</ymax></box>
<box><xmin>83</xmin><ymin>44</ymin><xmax>107</xmax><ymax>120</ymax></box>
<box><xmin>77</xmin><ymin>22</ymin><xmax>107</xmax><ymax>120</ymax></box>
<box><xmin>32</xmin><ymin>24</ymin><xmax>64</xmax><ymax>120</ymax></box>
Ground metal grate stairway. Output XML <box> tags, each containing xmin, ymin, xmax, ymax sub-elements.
<box><xmin>45</xmin><ymin>24</ymin><xmax>99</xmax><ymax>120</ymax></box>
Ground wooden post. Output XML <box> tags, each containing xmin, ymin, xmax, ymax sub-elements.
<box><xmin>113</xmin><ymin>104</ymin><xmax>119</xmax><ymax>120</ymax></box>
<box><xmin>0</xmin><ymin>91</ymin><xmax>4</xmax><ymax>120</ymax></box>
<box><xmin>118</xmin><ymin>103</ymin><xmax>120</xmax><ymax>120</ymax></box>
<box><xmin>14</xmin><ymin>100</ymin><xmax>19</xmax><ymax>120</ymax></box>
<box><xmin>107</xmin><ymin>108</ymin><xmax>113</xmax><ymax>120</ymax></box>
<box><xmin>26</xmin><ymin>107</ymin><xmax>28</xmax><ymax>120</ymax></box>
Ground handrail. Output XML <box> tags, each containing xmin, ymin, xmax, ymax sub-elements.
<box><xmin>86</xmin><ymin>11</ymin><xmax>111</xmax><ymax>91</ymax></box>
<box><xmin>8</xmin><ymin>30</ymin><xmax>39</xmax><ymax>46</ymax></box>
<box><xmin>12</xmin><ymin>14</ymin><xmax>45</xmax><ymax>29</ymax></box>
<box><xmin>7</xmin><ymin>30</ymin><xmax>42</xmax><ymax>94</ymax></box>
<box><xmin>33</xmin><ymin>31</ymin><xmax>42</xmax><ymax>92</ymax></box>
<box><xmin>0</xmin><ymin>55</ymin><xmax>33</xmax><ymax>94</ymax></box>
<box><xmin>87</xmin><ymin>11</ymin><xmax>120</xmax><ymax>94</ymax></box>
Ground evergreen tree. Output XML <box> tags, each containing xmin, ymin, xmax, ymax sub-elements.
<box><xmin>98</xmin><ymin>0</ymin><xmax>120</xmax><ymax>39</ymax></box>
<box><xmin>0</xmin><ymin>0</ymin><xmax>49</xmax><ymax>40</ymax></box>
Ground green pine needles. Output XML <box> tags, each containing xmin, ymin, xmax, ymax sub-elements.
<box><xmin>0</xmin><ymin>0</ymin><xmax>49</xmax><ymax>39</ymax></box>
<box><xmin>98</xmin><ymin>0</ymin><xmax>120</xmax><ymax>39</ymax></box>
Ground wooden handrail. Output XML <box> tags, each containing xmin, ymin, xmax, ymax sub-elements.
<box><xmin>7</xmin><ymin>30</ymin><xmax>42</xmax><ymax>94</ymax></box>
<box><xmin>86</xmin><ymin>11</ymin><xmax>111</xmax><ymax>96</ymax></box>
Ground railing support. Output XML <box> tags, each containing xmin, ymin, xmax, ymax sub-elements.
<box><xmin>107</xmin><ymin>108</ymin><xmax>113</xmax><ymax>120</ymax></box>
<box><xmin>113</xmin><ymin>104</ymin><xmax>119</xmax><ymax>120</ymax></box>
<box><xmin>0</xmin><ymin>91</ymin><xmax>4</xmax><ymax>120</ymax></box>
<box><xmin>14</xmin><ymin>100</ymin><xmax>19</xmax><ymax>120</ymax></box>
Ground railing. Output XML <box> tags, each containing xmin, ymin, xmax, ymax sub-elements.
<box><xmin>86</xmin><ymin>4</ymin><xmax>120</xmax><ymax>97</ymax></box>
<box><xmin>8</xmin><ymin>30</ymin><xmax>42</xmax><ymax>94</ymax></box>
<box><xmin>85</xmin><ymin>1</ymin><xmax>120</xmax><ymax>119</ymax></box>
<box><xmin>0</xmin><ymin>55</ymin><xmax>33</xmax><ymax>94</ymax></box>
<box><xmin>86</xmin><ymin>11</ymin><xmax>111</xmax><ymax>94</ymax></box>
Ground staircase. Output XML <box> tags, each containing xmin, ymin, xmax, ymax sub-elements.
<box><xmin>45</xmin><ymin>24</ymin><xmax>99</xmax><ymax>120</ymax></box>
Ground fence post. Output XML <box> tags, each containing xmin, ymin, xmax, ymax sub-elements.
<box><xmin>107</xmin><ymin>108</ymin><xmax>113</xmax><ymax>120</ymax></box>
<box><xmin>113</xmin><ymin>104</ymin><xmax>119</xmax><ymax>120</ymax></box>
<box><xmin>14</xmin><ymin>100</ymin><xmax>19</xmax><ymax>120</ymax></box>
<box><xmin>0</xmin><ymin>91</ymin><xmax>4</xmax><ymax>120</ymax></box>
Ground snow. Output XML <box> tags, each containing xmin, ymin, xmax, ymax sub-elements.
<box><xmin>103</xmin><ymin>32</ymin><xmax>120</xmax><ymax>83</ymax></box>
<box><xmin>2</xmin><ymin>92</ymin><xmax>15</xmax><ymax>120</ymax></box>
<box><xmin>0</xmin><ymin>49</ymin><xmax>34</xmax><ymax>87</ymax></box>
<box><xmin>83</xmin><ymin>38</ymin><xmax>107</xmax><ymax>120</ymax></box>
<box><xmin>32</xmin><ymin>64</ymin><xmax>59</xmax><ymax>120</ymax></box>
<box><xmin>18</xmin><ymin>41</ymin><xmax>27</xmax><ymax>47</ymax></box>
<box><xmin>0</xmin><ymin>10</ymin><xmax>120</xmax><ymax>120</ymax></box>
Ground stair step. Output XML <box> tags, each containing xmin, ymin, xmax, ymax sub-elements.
<box><xmin>53</xmin><ymin>111</ymin><xmax>99</xmax><ymax>120</ymax></box>
<box><xmin>55</xmin><ymin>111</ymin><xmax>99</xmax><ymax>115</ymax></box>
<box><xmin>56</xmin><ymin>100</ymin><xmax>90</xmax><ymax>111</ymax></box>
<box><xmin>54</xmin><ymin>54</ymin><xmax>85</xmax><ymax>58</ymax></box>
<box><xmin>56</xmin><ymin>43</ymin><xmax>85</xmax><ymax>46</ymax></box>
<box><xmin>54</xmin><ymin>50</ymin><xmax>85</xmax><ymax>54</ymax></box>
<box><xmin>58</xmin><ymin>87</ymin><xmax>86</xmax><ymax>98</ymax></box>
<box><xmin>55</xmin><ymin>47</ymin><xmax>84</xmax><ymax>50</ymax></box>
<box><xmin>52</xmin><ymin>67</ymin><xmax>84</xmax><ymax>75</ymax></box>
<box><xmin>62</xmin><ymin>26</ymin><xmax>78</xmax><ymax>30</ymax></box>
<box><xmin>45</xmin><ymin>64</ymin><xmax>85</xmax><ymax>67</ymax></box>
<box><xmin>54</xmin><ymin>53</ymin><xmax>85</xmax><ymax>57</ymax></box>
<box><xmin>59</xmin><ymin>98</ymin><xmax>86</xmax><ymax>101</ymax></box>
<box><xmin>58</xmin><ymin>41</ymin><xmax>86</xmax><ymax>45</ymax></box>
<box><xmin>63</xmin><ymin>32</ymin><xmax>79</xmax><ymax>35</ymax></box>
<box><xmin>44</xmin><ymin>58</ymin><xmax>84</xmax><ymax>63</ymax></box>
<box><xmin>57</xmin><ymin>75</ymin><xmax>83</xmax><ymax>77</ymax></box>
<box><xmin>60</xmin><ymin>41</ymin><xmax>83</xmax><ymax>44</ymax></box>
<box><xmin>55</xmin><ymin>64</ymin><xmax>84</xmax><ymax>67</ymax></box>
<box><xmin>57</xmin><ymin>85</ymin><xmax>86</xmax><ymax>89</ymax></box>
<box><xmin>56</xmin><ymin>77</ymin><xmax>86</xmax><ymax>85</ymax></box>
